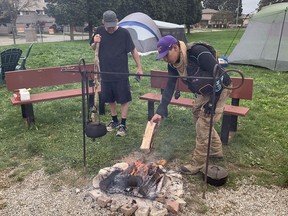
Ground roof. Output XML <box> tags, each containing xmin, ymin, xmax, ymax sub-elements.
<box><xmin>202</xmin><ymin>8</ymin><xmax>218</xmax><ymax>14</ymax></box>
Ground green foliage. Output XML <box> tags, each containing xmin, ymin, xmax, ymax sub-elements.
<box><xmin>0</xmin><ymin>29</ymin><xmax>287</xmax><ymax>187</ymax></box>
<box><xmin>203</xmin><ymin>0</ymin><xmax>225</xmax><ymax>10</ymax></box>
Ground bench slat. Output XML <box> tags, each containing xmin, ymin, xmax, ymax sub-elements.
<box><xmin>139</xmin><ymin>92</ymin><xmax>250</xmax><ymax>116</ymax></box>
<box><xmin>223</xmin><ymin>105</ymin><xmax>250</xmax><ymax>116</ymax></box>
<box><xmin>10</xmin><ymin>86</ymin><xmax>100</xmax><ymax>105</ymax></box>
<box><xmin>10</xmin><ymin>88</ymin><xmax>84</xmax><ymax>105</ymax></box>
<box><xmin>140</xmin><ymin>93</ymin><xmax>194</xmax><ymax>108</ymax></box>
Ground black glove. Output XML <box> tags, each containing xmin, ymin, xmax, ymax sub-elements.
<box><xmin>203</xmin><ymin>101</ymin><xmax>214</xmax><ymax>114</ymax></box>
<box><xmin>203</xmin><ymin>94</ymin><xmax>220</xmax><ymax>115</ymax></box>
<box><xmin>174</xmin><ymin>90</ymin><xmax>181</xmax><ymax>99</ymax></box>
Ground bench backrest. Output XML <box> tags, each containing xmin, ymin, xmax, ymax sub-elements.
<box><xmin>5</xmin><ymin>63</ymin><xmax>94</xmax><ymax>91</ymax></box>
<box><xmin>150</xmin><ymin>70</ymin><xmax>253</xmax><ymax>100</ymax></box>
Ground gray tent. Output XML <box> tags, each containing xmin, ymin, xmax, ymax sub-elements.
<box><xmin>154</xmin><ymin>20</ymin><xmax>188</xmax><ymax>43</ymax></box>
<box><xmin>118</xmin><ymin>12</ymin><xmax>188</xmax><ymax>54</ymax></box>
<box><xmin>229</xmin><ymin>3</ymin><xmax>288</xmax><ymax>71</ymax></box>
<box><xmin>118</xmin><ymin>12</ymin><xmax>161</xmax><ymax>54</ymax></box>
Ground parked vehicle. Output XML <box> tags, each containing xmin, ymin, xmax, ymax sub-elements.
<box><xmin>49</xmin><ymin>24</ymin><xmax>63</xmax><ymax>33</ymax></box>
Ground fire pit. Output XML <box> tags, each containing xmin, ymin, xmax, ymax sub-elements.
<box><xmin>99</xmin><ymin>160</ymin><xmax>166</xmax><ymax>200</ymax></box>
<box><xmin>87</xmin><ymin>160</ymin><xmax>186</xmax><ymax>215</ymax></box>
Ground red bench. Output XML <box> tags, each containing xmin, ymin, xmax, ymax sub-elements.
<box><xmin>139</xmin><ymin>70</ymin><xmax>254</xmax><ymax>144</ymax></box>
<box><xmin>5</xmin><ymin>64</ymin><xmax>104</xmax><ymax>126</ymax></box>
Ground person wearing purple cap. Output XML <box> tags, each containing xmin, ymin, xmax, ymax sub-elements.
<box><xmin>150</xmin><ymin>35</ymin><xmax>232</xmax><ymax>175</ymax></box>
<box><xmin>90</xmin><ymin>10</ymin><xmax>143</xmax><ymax>137</ymax></box>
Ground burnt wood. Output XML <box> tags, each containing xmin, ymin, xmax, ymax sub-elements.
<box><xmin>139</xmin><ymin>70</ymin><xmax>254</xmax><ymax>144</ymax></box>
<box><xmin>5</xmin><ymin>64</ymin><xmax>105</xmax><ymax>126</ymax></box>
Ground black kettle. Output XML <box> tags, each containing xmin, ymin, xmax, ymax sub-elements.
<box><xmin>85</xmin><ymin>121</ymin><xmax>107</xmax><ymax>139</ymax></box>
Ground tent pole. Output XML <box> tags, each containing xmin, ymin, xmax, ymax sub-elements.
<box><xmin>274</xmin><ymin>7</ymin><xmax>287</xmax><ymax>70</ymax></box>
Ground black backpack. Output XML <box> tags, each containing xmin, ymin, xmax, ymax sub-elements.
<box><xmin>187</xmin><ymin>41</ymin><xmax>218</xmax><ymax>61</ymax></box>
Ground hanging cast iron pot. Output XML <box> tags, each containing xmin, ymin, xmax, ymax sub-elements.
<box><xmin>86</xmin><ymin>121</ymin><xmax>107</xmax><ymax>139</ymax></box>
<box><xmin>201</xmin><ymin>165</ymin><xmax>228</xmax><ymax>187</ymax></box>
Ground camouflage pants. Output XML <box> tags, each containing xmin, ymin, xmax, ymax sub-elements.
<box><xmin>191</xmin><ymin>87</ymin><xmax>232</xmax><ymax>165</ymax></box>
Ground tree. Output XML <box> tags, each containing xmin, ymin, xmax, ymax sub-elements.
<box><xmin>203</xmin><ymin>0</ymin><xmax>225</xmax><ymax>10</ymax></box>
<box><xmin>45</xmin><ymin>0</ymin><xmax>121</xmax><ymax>39</ymax></box>
<box><xmin>45</xmin><ymin>0</ymin><xmax>88</xmax><ymax>40</ymax></box>
<box><xmin>185</xmin><ymin>0</ymin><xmax>202</xmax><ymax>33</ymax></box>
<box><xmin>0</xmin><ymin>0</ymin><xmax>38</xmax><ymax>44</ymax></box>
<box><xmin>211</xmin><ymin>11</ymin><xmax>234</xmax><ymax>25</ymax></box>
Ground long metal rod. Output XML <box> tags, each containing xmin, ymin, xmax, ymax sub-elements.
<box><xmin>62</xmin><ymin>69</ymin><xmax>218</xmax><ymax>80</ymax></box>
<box><xmin>79</xmin><ymin>60</ymin><xmax>87</xmax><ymax>168</ymax></box>
<box><xmin>61</xmin><ymin>69</ymin><xmax>245</xmax><ymax>90</ymax></box>
<box><xmin>202</xmin><ymin>64</ymin><xmax>218</xmax><ymax>199</ymax></box>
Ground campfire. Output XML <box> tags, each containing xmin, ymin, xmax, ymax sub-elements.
<box><xmin>88</xmin><ymin>160</ymin><xmax>186</xmax><ymax>215</ymax></box>
<box><xmin>99</xmin><ymin>160</ymin><xmax>166</xmax><ymax>200</ymax></box>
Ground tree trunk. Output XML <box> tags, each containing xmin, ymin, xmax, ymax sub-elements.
<box><xmin>69</xmin><ymin>24</ymin><xmax>74</xmax><ymax>41</ymax></box>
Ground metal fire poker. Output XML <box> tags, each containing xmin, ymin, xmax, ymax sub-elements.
<box><xmin>63</xmin><ymin>59</ymin><xmax>244</xmax><ymax>195</ymax></box>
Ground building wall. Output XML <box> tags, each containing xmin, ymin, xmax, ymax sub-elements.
<box><xmin>16</xmin><ymin>10</ymin><xmax>55</xmax><ymax>33</ymax></box>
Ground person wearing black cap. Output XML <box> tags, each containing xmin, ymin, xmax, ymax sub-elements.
<box><xmin>90</xmin><ymin>10</ymin><xmax>143</xmax><ymax>137</ymax></box>
<box><xmin>150</xmin><ymin>35</ymin><xmax>232</xmax><ymax>175</ymax></box>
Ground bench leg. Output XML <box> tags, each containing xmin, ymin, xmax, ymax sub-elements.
<box><xmin>147</xmin><ymin>101</ymin><xmax>155</xmax><ymax>120</ymax></box>
<box><xmin>221</xmin><ymin>114</ymin><xmax>231</xmax><ymax>144</ymax></box>
<box><xmin>21</xmin><ymin>104</ymin><xmax>35</xmax><ymax>126</ymax></box>
<box><xmin>230</xmin><ymin>115</ymin><xmax>238</xmax><ymax>132</ymax></box>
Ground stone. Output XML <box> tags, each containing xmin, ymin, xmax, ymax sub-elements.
<box><xmin>0</xmin><ymin>199</ymin><xmax>7</xmax><ymax>209</ymax></box>
<box><xmin>96</xmin><ymin>195</ymin><xmax>112</xmax><ymax>208</ymax></box>
<box><xmin>87</xmin><ymin>189</ymin><xmax>103</xmax><ymax>201</ymax></box>
<box><xmin>166</xmin><ymin>199</ymin><xmax>180</xmax><ymax>214</ymax></box>
<box><xmin>135</xmin><ymin>206</ymin><xmax>150</xmax><ymax>216</ymax></box>
<box><xmin>175</xmin><ymin>198</ymin><xmax>186</xmax><ymax>210</ymax></box>
<box><xmin>75</xmin><ymin>188</ymin><xmax>81</xmax><ymax>194</ymax></box>
<box><xmin>149</xmin><ymin>207</ymin><xmax>168</xmax><ymax>216</ymax></box>
<box><xmin>120</xmin><ymin>203</ymin><xmax>138</xmax><ymax>216</ymax></box>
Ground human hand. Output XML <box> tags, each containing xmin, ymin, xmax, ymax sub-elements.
<box><xmin>203</xmin><ymin>101</ymin><xmax>215</xmax><ymax>115</ymax></box>
<box><xmin>93</xmin><ymin>34</ymin><xmax>101</xmax><ymax>43</ymax></box>
<box><xmin>135</xmin><ymin>68</ymin><xmax>143</xmax><ymax>81</ymax></box>
<box><xmin>150</xmin><ymin>114</ymin><xmax>162</xmax><ymax>126</ymax></box>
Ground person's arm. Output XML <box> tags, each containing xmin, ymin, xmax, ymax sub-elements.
<box><xmin>131</xmin><ymin>48</ymin><xmax>143</xmax><ymax>77</ymax></box>
<box><xmin>90</xmin><ymin>34</ymin><xmax>101</xmax><ymax>50</ymax></box>
<box><xmin>156</xmin><ymin>66</ymin><xmax>178</xmax><ymax>117</ymax></box>
<box><xmin>151</xmin><ymin>68</ymin><xmax>177</xmax><ymax>126</ymax></box>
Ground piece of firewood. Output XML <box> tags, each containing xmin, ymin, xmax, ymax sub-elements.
<box><xmin>140</xmin><ymin>121</ymin><xmax>157</xmax><ymax>153</ymax></box>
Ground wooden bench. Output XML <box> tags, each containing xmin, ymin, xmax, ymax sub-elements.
<box><xmin>139</xmin><ymin>70</ymin><xmax>254</xmax><ymax>144</ymax></box>
<box><xmin>5</xmin><ymin>64</ymin><xmax>105</xmax><ymax>126</ymax></box>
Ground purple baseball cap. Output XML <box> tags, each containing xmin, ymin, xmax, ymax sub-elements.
<box><xmin>156</xmin><ymin>35</ymin><xmax>178</xmax><ymax>60</ymax></box>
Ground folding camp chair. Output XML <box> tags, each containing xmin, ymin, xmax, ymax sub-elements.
<box><xmin>0</xmin><ymin>48</ymin><xmax>22</xmax><ymax>85</ymax></box>
<box><xmin>16</xmin><ymin>43</ymin><xmax>34</xmax><ymax>70</ymax></box>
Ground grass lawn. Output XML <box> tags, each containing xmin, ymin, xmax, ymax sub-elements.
<box><xmin>0</xmin><ymin>29</ymin><xmax>287</xmax><ymax>188</ymax></box>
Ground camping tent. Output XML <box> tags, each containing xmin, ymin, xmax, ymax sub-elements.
<box><xmin>118</xmin><ymin>12</ymin><xmax>161</xmax><ymax>54</ymax></box>
<box><xmin>154</xmin><ymin>20</ymin><xmax>188</xmax><ymax>43</ymax></box>
<box><xmin>229</xmin><ymin>3</ymin><xmax>288</xmax><ymax>71</ymax></box>
<box><xmin>118</xmin><ymin>12</ymin><xmax>188</xmax><ymax>54</ymax></box>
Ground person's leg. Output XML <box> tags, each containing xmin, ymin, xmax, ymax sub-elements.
<box><xmin>181</xmin><ymin>88</ymin><xmax>232</xmax><ymax>174</ymax></box>
<box><xmin>114</xmin><ymin>79</ymin><xmax>131</xmax><ymax>136</ymax></box>
<box><xmin>181</xmin><ymin>94</ymin><xmax>209</xmax><ymax>174</ymax></box>
<box><xmin>210</xmin><ymin>87</ymin><xmax>232</xmax><ymax>157</ymax></box>
<box><xmin>101</xmin><ymin>81</ymin><xmax>120</xmax><ymax>131</ymax></box>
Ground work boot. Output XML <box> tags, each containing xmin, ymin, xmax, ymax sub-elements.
<box><xmin>180</xmin><ymin>158</ymin><xmax>206</xmax><ymax>175</ymax></box>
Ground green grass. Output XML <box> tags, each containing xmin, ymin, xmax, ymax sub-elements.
<box><xmin>0</xmin><ymin>30</ymin><xmax>287</xmax><ymax>188</ymax></box>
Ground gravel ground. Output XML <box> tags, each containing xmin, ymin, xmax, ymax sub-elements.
<box><xmin>0</xmin><ymin>168</ymin><xmax>287</xmax><ymax>216</ymax></box>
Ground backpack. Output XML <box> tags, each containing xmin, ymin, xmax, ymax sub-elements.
<box><xmin>183</xmin><ymin>42</ymin><xmax>220</xmax><ymax>95</ymax></box>
<box><xmin>187</xmin><ymin>41</ymin><xmax>218</xmax><ymax>61</ymax></box>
